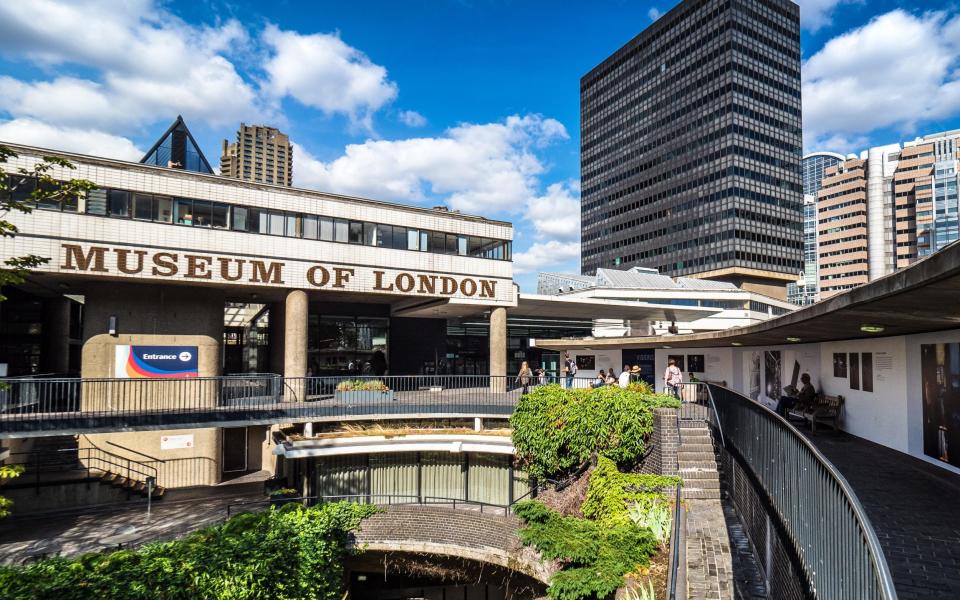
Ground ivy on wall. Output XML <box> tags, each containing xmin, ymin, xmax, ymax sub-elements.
<box><xmin>582</xmin><ymin>456</ymin><xmax>680</xmax><ymax>528</ymax></box>
<box><xmin>0</xmin><ymin>502</ymin><xmax>377</xmax><ymax>600</ymax></box>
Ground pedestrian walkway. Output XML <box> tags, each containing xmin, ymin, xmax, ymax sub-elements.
<box><xmin>802</xmin><ymin>430</ymin><xmax>960</xmax><ymax>600</ymax></box>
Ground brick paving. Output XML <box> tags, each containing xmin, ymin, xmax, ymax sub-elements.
<box><xmin>802</xmin><ymin>429</ymin><xmax>960</xmax><ymax>600</ymax></box>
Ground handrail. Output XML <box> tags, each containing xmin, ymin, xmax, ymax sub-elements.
<box><xmin>667</xmin><ymin>483</ymin><xmax>682</xmax><ymax>600</ymax></box>
<box><xmin>104</xmin><ymin>440</ymin><xmax>166</xmax><ymax>463</ymax></box>
<box><xmin>674</xmin><ymin>381</ymin><xmax>725</xmax><ymax>448</ymax></box>
<box><xmin>706</xmin><ymin>383</ymin><xmax>897</xmax><ymax>600</ymax></box>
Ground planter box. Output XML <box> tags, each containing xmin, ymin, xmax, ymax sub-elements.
<box><xmin>334</xmin><ymin>390</ymin><xmax>395</xmax><ymax>403</ymax></box>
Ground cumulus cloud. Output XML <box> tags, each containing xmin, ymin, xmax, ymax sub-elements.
<box><xmin>262</xmin><ymin>25</ymin><xmax>397</xmax><ymax>132</ymax></box>
<box><xmin>293</xmin><ymin>114</ymin><xmax>569</xmax><ymax>213</ymax></box>
<box><xmin>0</xmin><ymin>118</ymin><xmax>142</xmax><ymax>161</ymax></box>
<box><xmin>803</xmin><ymin>9</ymin><xmax>960</xmax><ymax>151</ymax></box>
<box><xmin>398</xmin><ymin>110</ymin><xmax>427</xmax><ymax>128</ymax></box>
<box><xmin>0</xmin><ymin>1</ymin><xmax>258</xmax><ymax>131</ymax></box>
<box><xmin>525</xmin><ymin>182</ymin><xmax>580</xmax><ymax>241</ymax></box>
<box><xmin>512</xmin><ymin>240</ymin><xmax>580</xmax><ymax>275</ymax></box>
<box><xmin>794</xmin><ymin>0</ymin><xmax>862</xmax><ymax>32</ymax></box>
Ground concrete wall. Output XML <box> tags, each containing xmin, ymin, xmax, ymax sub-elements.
<box><xmin>654</xmin><ymin>348</ymin><xmax>734</xmax><ymax>394</ymax></box>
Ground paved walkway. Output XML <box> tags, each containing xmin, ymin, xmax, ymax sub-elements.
<box><xmin>802</xmin><ymin>429</ymin><xmax>960</xmax><ymax>600</ymax></box>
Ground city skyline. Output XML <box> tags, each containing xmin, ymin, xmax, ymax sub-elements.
<box><xmin>1</xmin><ymin>1</ymin><xmax>960</xmax><ymax>290</ymax></box>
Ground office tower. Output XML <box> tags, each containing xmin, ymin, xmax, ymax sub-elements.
<box><xmin>901</xmin><ymin>134</ymin><xmax>960</xmax><ymax>263</ymax></box>
<box><xmin>580</xmin><ymin>0</ymin><xmax>803</xmax><ymax>299</ymax></box>
<box><xmin>220</xmin><ymin>124</ymin><xmax>293</xmax><ymax>186</ymax></box>
<box><xmin>788</xmin><ymin>152</ymin><xmax>844</xmax><ymax>304</ymax></box>
<box><xmin>817</xmin><ymin>157</ymin><xmax>869</xmax><ymax>298</ymax></box>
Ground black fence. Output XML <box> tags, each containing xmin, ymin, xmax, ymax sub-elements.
<box><xmin>703</xmin><ymin>383</ymin><xmax>897</xmax><ymax>600</ymax></box>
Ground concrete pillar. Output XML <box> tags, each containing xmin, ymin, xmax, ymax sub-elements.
<box><xmin>284</xmin><ymin>290</ymin><xmax>308</xmax><ymax>402</ymax></box>
<box><xmin>41</xmin><ymin>297</ymin><xmax>71</xmax><ymax>374</ymax></box>
<box><xmin>489</xmin><ymin>307</ymin><xmax>507</xmax><ymax>392</ymax></box>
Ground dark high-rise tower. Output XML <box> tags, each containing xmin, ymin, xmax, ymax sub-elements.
<box><xmin>580</xmin><ymin>0</ymin><xmax>803</xmax><ymax>299</ymax></box>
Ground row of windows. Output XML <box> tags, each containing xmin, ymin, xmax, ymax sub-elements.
<box><xmin>8</xmin><ymin>176</ymin><xmax>512</xmax><ymax>261</ymax></box>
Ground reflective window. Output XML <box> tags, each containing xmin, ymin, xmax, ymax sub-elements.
<box><xmin>133</xmin><ymin>193</ymin><xmax>152</xmax><ymax>220</ymax></box>
<box><xmin>285</xmin><ymin>214</ymin><xmax>298</xmax><ymax>237</ymax></box>
<box><xmin>320</xmin><ymin>217</ymin><xmax>334</xmax><ymax>241</ymax></box>
<box><xmin>108</xmin><ymin>190</ymin><xmax>130</xmax><ymax>217</ymax></box>
<box><xmin>175</xmin><ymin>199</ymin><xmax>193</xmax><ymax>225</ymax></box>
<box><xmin>154</xmin><ymin>196</ymin><xmax>173</xmax><ymax>222</ymax></box>
<box><xmin>232</xmin><ymin>206</ymin><xmax>248</xmax><ymax>231</ymax></box>
<box><xmin>303</xmin><ymin>215</ymin><xmax>319</xmax><ymax>240</ymax></box>
<box><xmin>211</xmin><ymin>203</ymin><xmax>229</xmax><ymax>228</ymax></box>
<box><xmin>364</xmin><ymin>222</ymin><xmax>378</xmax><ymax>246</ymax></box>
<box><xmin>334</xmin><ymin>219</ymin><xmax>349</xmax><ymax>243</ymax></box>
<box><xmin>192</xmin><ymin>200</ymin><xmax>212</xmax><ymax>227</ymax></box>
<box><xmin>348</xmin><ymin>221</ymin><xmax>363</xmax><ymax>244</ymax></box>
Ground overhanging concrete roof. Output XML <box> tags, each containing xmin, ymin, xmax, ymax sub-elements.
<box><xmin>533</xmin><ymin>240</ymin><xmax>960</xmax><ymax>350</ymax></box>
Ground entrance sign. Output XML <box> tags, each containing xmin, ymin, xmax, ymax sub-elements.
<box><xmin>161</xmin><ymin>434</ymin><xmax>194</xmax><ymax>450</ymax></box>
<box><xmin>115</xmin><ymin>345</ymin><xmax>199</xmax><ymax>378</ymax></box>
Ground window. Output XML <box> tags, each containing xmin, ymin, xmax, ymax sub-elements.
<box><xmin>285</xmin><ymin>213</ymin><xmax>298</xmax><ymax>237</ymax></box>
<box><xmin>268</xmin><ymin>211</ymin><xmax>285</xmax><ymax>236</ymax></box>
<box><xmin>211</xmin><ymin>203</ymin><xmax>229</xmax><ymax>228</ymax></box>
<box><xmin>133</xmin><ymin>193</ymin><xmax>153</xmax><ymax>220</ymax></box>
<box><xmin>457</xmin><ymin>236</ymin><xmax>467</xmax><ymax>256</ymax></box>
<box><xmin>429</xmin><ymin>231</ymin><xmax>445</xmax><ymax>253</ymax></box>
<box><xmin>86</xmin><ymin>189</ymin><xmax>107</xmax><ymax>215</ymax></box>
<box><xmin>348</xmin><ymin>221</ymin><xmax>363</xmax><ymax>244</ymax></box>
<box><xmin>303</xmin><ymin>215</ymin><xmax>319</xmax><ymax>239</ymax></box>
<box><xmin>408</xmin><ymin>229</ymin><xmax>420</xmax><ymax>251</ymax></box>
<box><xmin>334</xmin><ymin>219</ymin><xmax>349</xmax><ymax>243</ymax></box>
<box><xmin>320</xmin><ymin>217</ymin><xmax>334</xmax><ymax>241</ymax></box>
<box><xmin>108</xmin><ymin>190</ymin><xmax>130</xmax><ymax>217</ymax></box>
<box><xmin>153</xmin><ymin>196</ymin><xmax>173</xmax><ymax>222</ymax></box>
<box><xmin>364</xmin><ymin>222</ymin><xmax>378</xmax><ymax>246</ymax></box>
<box><xmin>192</xmin><ymin>200</ymin><xmax>213</xmax><ymax>227</ymax></box>
<box><xmin>378</xmin><ymin>224</ymin><xmax>393</xmax><ymax>248</ymax></box>
<box><xmin>232</xmin><ymin>206</ymin><xmax>249</xmax><ymax>231</ymax></box>
<box><xmin>175</xmin><ymin>199</ymin><xmax>193</xmax><ymax>225</ymax></box>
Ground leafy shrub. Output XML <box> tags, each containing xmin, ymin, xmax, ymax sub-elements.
<box><xmin>628</xmin><ymin>499</ymin><xmax>672</xmax><ymax>548</ymax></box>
<box><xmin>515</xmin><ymin>501</ymin><xmax>658</xmax><ymax>600</ymax></box>
<box><xmin>0</xmin><ymin>501</ymin><xmax>377</xmax><ymax>600</ymax></box>
<box><xmin>510</xmin><ymin>384</ymin><xmax>680</xmax><ymax>480</ymax></box>
<box><xmin>582</xmin><ymin>456</ymin><xmax>680</xmax><ymax>529</ymax></box>
<box><xmin>335</xmin><ymin>379</ymin><xmax>389</xmax><ymax>392</ymax></box>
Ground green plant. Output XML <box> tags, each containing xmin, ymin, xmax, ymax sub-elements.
<box><xmin>514</xmin><ymin>500</ymin><xmax>658</xmax><ymax>600</ymax></box>
<box><xmin>582</xmin><ymin>457</ymin><xmax>680</xmax><ymax>529</ymax></box>
<box><xmin>510</xmin><ymin>384</ymin><xmax>681</xmax><ymax>481</ymax></box>
<box><xmin>335</xmin><ymin>379</ymin><xmax>390</xmax><ymax>392</ymax></box>
<box><xmin>268</xmin><ymin>487</ymin><xmax>299</xmax><ymax>497</ymax></box>
<box><xmin>627</xmin><ymin>381</ymin><xmax>654</xmax><ymax>395</ymax></box>
<box><xmin>624</xmin><ymin>578</ymin><xmax>656</xmax><ymax>600</ymax></box>
<box><xmin>0</xmin><ymin>465</ymin><xmax>24</xmax><ymax>518</ymax></box>
<box><xmin>628</xmin><ymin>498</ymin><xmax>672</xmax><ymax>548</ymax></box>
<box><xmin>0</xmin><ymin>501</ymin><xmax>378</xmax><ymax>599</ymax></box>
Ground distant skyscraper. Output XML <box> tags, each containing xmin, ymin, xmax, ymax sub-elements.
<box><xmin>788</xmin><ymin>152</ymin><xmax>844</xmax><ymax>305</ymax></box>
<box><xmin>580</xmin><ymin>0</ymin><xmax>803</xmax><ymax>299</ymax></box>
<box><xmin>220</xmin><ymin>124</ymin><xmax>293</xmax><ymax>186</ymax></box>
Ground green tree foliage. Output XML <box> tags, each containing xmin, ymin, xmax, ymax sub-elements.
<box><xmin>581</xmin><ymin>456</ymin><xmax>680</xmax><ymax>528</ymax></box>
<box><xmin>0</xmin><ymin>501</ymin><xmax>378</xmax><ymax>599</ymax></box>
<box><xmin>510</xmin><ymin>384</ymin><xmax>680</xmax><ymax>480</ymax></box>
<box><xmin>513</xmin><ymin>500</ymin><xmax>658</xmax><ymax>600</ymax></box>
<box><xmin>0</xmin><ymin>144</ymin><xmax>96</xmax><ymax>301</ymax></box>
<box><xmin>0</xmin><ymin>465</ymin><xmax>24</xmax><ymax>518</ymax></box>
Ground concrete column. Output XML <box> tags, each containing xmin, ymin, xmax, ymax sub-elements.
<box><xmin>284</xmin><ymin>290</ymin><xmax>308</xmax><ymax>402</ymax></box>
<box><xmin>489</xmin><ymin>307</ymin><xmax>507</xmax><ymax>392</ymax></box>
<box><xmin>41</xmin><ymin>297</ymin><xmax>71</xmax><ymax>374</ymax></box>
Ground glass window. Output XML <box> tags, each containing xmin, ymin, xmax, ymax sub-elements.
<box><xmin>320</xmin><ymin>217</ymin><xmax>334</xmax><ymax>241</ymax></box>
<box><xmin>153</xmin><ymin>195</ymin><xmax>173</xmax><ymax>222</ymax></box>
<box><xmin>36</xmin><ymin>181</ymin><xmax>61</xmax><ymax>210</ymax></box>
<box><xmin>285</xmin><ymin>214</ymin><xmax>299</xmax><ymax>237</ymax></box>
<box><xmin>446</xmin><ymin>234</ymin><xmax>458</xmax><ymax>255</ymax></box>
<box><xmin>428</xmin><ymin>232</ymin><xmax>444</xmax><ymax>253</ymax></box>
<box><xmin>303</xmin><ymin>215</ymin><xmax>319</xmax><ymax>240</ymax></box>
<box><xmin>86</xmin><ymin>189</ymin><xmax>107</xmax><ymax>215</ymax></box>
<box><xmin>348</xmin><ymin>221</ymin><xmax>363</xmax><ymax>244</ymax></box>
<box><xmin>192</xmin><ymin>200</ymin><xmax>212</xmax><ymax>227</ymax></box>
<box><xmin>268</xmin><ymin>211</ymin><xmax>285</xmax><ymax>236</ymax></box>
<box><xmin>417</xmin><ymin>230</ymin><xmax>428</xmax><ymax>251</ymax></box>
<box><xmin>9</xmin><ymin>175</ymin><xmax>36</xmax><ymax>203</ymax></box>
<box><xmin>378</xmin><ymin>224</ymin><xmax>393</xmax><ymax>248</ymax></box>
<box><xmin>175</xmin><ymin>199</ymin><xmax>194</xmax><ymax>225</ymax></box>
<box><xmin>334</xmin><ymin>219</ymin><xmax>349</xmax><ymax>243</ymax></box>
<box><xmin>391</xmin><ymin>226</ymin><xmax>407</xmax><ymax>250</ymax></box>
<box><xmin>211</xmin><ymin>203</ymin><xmax>229</xmax><ymax>228</ymax></box>
<box><xmin>133</xmin><ymin>193</ymin><xmax>152</xmax><ymax>220</ymax></box>
<box><xmin>364</xmin><ymin>222</ymin><xmax>378</xmax><ymax>246</ymax></box>
<box><xmin>108</xmin><ymin>190</ymin><xmax>130</xmax><ymax>217</ymax></box>
<box><xmin>231</xmin><ymin>206</ymin><xmax>248</xmax><ymax>231</ymax></box>
<box><xmin>457</xmin><ymin>236</ymin><xmax>467</xmax><ymax>256</ymax></box>
<box><xmin>468</xmin><ymin>237</ymin><xmax>484</xmax><ymax>257</ymax></box>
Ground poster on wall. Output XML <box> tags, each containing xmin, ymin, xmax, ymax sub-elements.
<box><xmin>748</xmin><ymin>351</ymin><xmax>761</xmax><ymax>401</ymax></box>
<box><xmin>764</xmin><ymin>351</ymin><xmax>781</xmax><ymax>402</ymax></box>
<box><xmin>850</xmin><ymin>353</ymin><xmax>860</xmax><ymax>390</ymax></box>
<box><xmin>833</xmin><ymin>353</ymin><xmax>847</xmax><ymax>378</ymax></box>
<box><xmin>862</xmin><ymin>352</ymin><xmax>873</xmax><ymax>393</ymax></box>
<box><xmin>576</xmin><ymin>355</ymin><xmax>596</xmax><ymax>371</ymax></box>
<box><xmin>921</xmin><ymin>343</ymin><xmax>960</xmax><ymax>467</ymax></box>
<box><xmin>687</xmin><ymin>355</ymin><xmax>705</xmax><ymax>373</ymax></box>
<box><xmin>667</xmin><ymin>355</ymin><xmax>685</xmax><ymax>372</ymax></box>
<box><xmin>114</xmin><ymin>345</ymin><xmax>199</xmax><ymax>378</ymax></box>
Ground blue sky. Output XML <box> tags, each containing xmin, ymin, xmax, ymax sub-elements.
<box><xmin>1</xmin><ymin>0</ymin><xmax>959</xmax><ymax>290</ymax></box>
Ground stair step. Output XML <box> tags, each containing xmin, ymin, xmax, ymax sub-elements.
<box><xmin>679</xmin><ymin>468</ymin><xmax>719</xmax><ymax>479</ymax></box>
<box><xmin>152</xmin><ymin>486</ymin><xmax>166</xmax><ymax>498</ymax></box>
<box><xmin>682</xmin><ymin>488</ymin><xmax>722</xmax><ymax>500</ymax></box>
<box><xmin>681</xmin><ymin>476</ymin><xmax>719</xmax><ymax>488</ymax></box>
<box><xmin>677</xmin><ymin>461</ymin><xmax>718</xmax><ymax>470</ymax></box>
<box><xmin>111</xmin><ymin>476</ymin><xmax>129</xmax><ymax>488</ymax></box>
<box><xmin>678</xmin><ymin>443</ymin><xmax>714</xmax><ymax>453</ymax></box>
<box><xmin>100</xmin><ymin>472</ymin><xmax>119</xmax><ymax>484</ymax></box>
<box><xmin>678</xmin><ymin>453</ymin><xmax>718</xmax><ymax>463</ymax></box>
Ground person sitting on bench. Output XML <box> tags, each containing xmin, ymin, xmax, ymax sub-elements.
<box><xmin>776</xmin><ymin>373</ymin><xmax>815</xmax><ymax>417</ymax></box>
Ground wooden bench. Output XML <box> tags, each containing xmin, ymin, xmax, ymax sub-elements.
<box><xmin>788</xmin><ymin>394</ymin><xmax>844</xmax><ymax>433</ymax></box>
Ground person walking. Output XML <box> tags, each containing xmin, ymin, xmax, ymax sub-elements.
<box><xmin>516</xmin><ymin>361</ymin><xmax>533</xmax><ymax>394</ymax></box>
<box><xmin>618</xmin><ymin>365</ymin><xmax>631</xmax><ymax>388</ymax></box>
<box><xmin>563</xmin><ymin>353</ymin><xmax>577</xmax><ymax>388</ymax></box>
<box><xmin>664</xmin><ymin>358</ymin><xmax>683</xmax><ymax>398</ymax></box>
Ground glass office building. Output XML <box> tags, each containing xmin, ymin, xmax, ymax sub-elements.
<box><xmin>580</xmin><ymin>0</ymin><xmax>803</xmax><ymax>296</ymax></box>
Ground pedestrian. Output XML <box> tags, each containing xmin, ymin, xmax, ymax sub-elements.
<box><xmin>630</xmin><ymin>364</ymin><xmax>641</xmax><ymax>384</ymax></box>
<box><xmin>618</xmin><ymin>365</ymin><xmax>631</xmax><ymax>388</ymax></box>
<box><xmin>563</xmin><ymin>353</ymin><xmax>577</xmax><ymax>388</ymax></box>
<box><xmin>664</xmin><ymin>358</ymin><xmax>683</xmax><ymax>398</ymax></box>
<box><xmin>516</xmin><ymin>361</ymin><xmax>533</xmax><ymax>394</ymax></box>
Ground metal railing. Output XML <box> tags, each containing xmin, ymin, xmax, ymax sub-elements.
<box><xmin>224</xmin><ymin>493</ymin><xmax>513</xmax><ymax>518</ymax></box>
<box><xmin>7</xmin><ymin>444</ymin><xmax>158</xmax><ymax>494</ymax></box>
<box><xmin>706</xmin><ymin>383</ymin><xmax>897</xmax><ymax>600</ymax></box>
<box><xmin>666</xmin><ymin>483</ymin><xmax>683</xmax><ymax>600</ymax></box>
<box><xmin>0</xmin><ymin>374</ymin><xmax>588</xmax><ymax>436</ymax></box>
<box><xmin>675</xmin><ymin>382</ymin><xmax>725</xmax><ymax>448</ymax></box>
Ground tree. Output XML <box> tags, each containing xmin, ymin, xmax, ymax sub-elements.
<box><xmin>0</xmin><ymin>144</ymin><xmax>96</xmax><ymax>301</ymax></box>
<box><xmin>0</xmin><ymin>144</ymin><xmax>96</xmax><ymax>516</ymax></box>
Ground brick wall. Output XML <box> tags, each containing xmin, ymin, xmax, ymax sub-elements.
<box><xmin>641</xmin><ymin>407</ymin><xmax>679</xmax><ymax>476</ymax></box>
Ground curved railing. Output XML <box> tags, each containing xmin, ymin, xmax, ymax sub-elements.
<box><xmin>705</xmin><ymin>383</ymin><xmax>897</xmax><ymax>600</ymax></box>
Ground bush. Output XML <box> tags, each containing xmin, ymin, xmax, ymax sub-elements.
<box><xmin>515</xmin><ymin>500</ymin><xmax>658</xmax><ymax>600</ymax></box>
<box><xmin>335</xmin><ymin>379</ymin><xmax>389</xmax><ymax>392</ymax></box>
<box><xmin>510</xmin><ymin>384</ymin><xmax>680</xmax><ymax>480</ymax></box>
<box><xmin>582</xmin><ymin>457</ymin><xmax>680</xmax><ymax>529</ymax></box>
<box><xmin>0</xmin><ymin>501</ymin><xmax>377</xmax><ymax>600</ymax></box>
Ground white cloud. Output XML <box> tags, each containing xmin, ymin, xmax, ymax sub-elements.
<box><xmin>512</xmin><ymin>240</ymin><xmax>580</xmax><ymax>275</ymax></box>
<box><xmin>0</xmin><ymin>1</ymin><xmax>259</xmax><ymax>132</ymax></box>
<box><xmin>794</xmin><ymin>0</ymin><xmax>862</xmax><ymax>32</ymax></box>
<box><xmin>803</xmin><ymin>9</ymin><xmax>960</xmax><ymax>151</ymax></box>
<box><xmin>648</xmin><ymin>8</ymin><xmax>662</xmax><ymax>21</ymax></box>
<box><xmin>293</xmin><ymin>114</ymin><xmax>568</xmax><ymax>213</ymax></box>
<box><xmin>526</xmin><ymin>182</ymin><xmax>580</xmax><ymax>241</ymax></box>
<box><xmin>0</xmin><ymin>118</ymin><xmax>142</xmax><ymax>161</ymax></box>
<box><xmin>399</xmin><ymin>110</ymin><xmax>427</xmax><ymax>128</ymax></box>
<box><xmin>262</xmin><ymin>25</ymin><xmax>397</xmax><ymax>131</ymax></box>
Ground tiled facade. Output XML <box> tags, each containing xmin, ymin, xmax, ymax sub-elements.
<box><xmin>220</xmin><ymin>124</ymin><xmax>293</xmax><ymax>186</ymax></box>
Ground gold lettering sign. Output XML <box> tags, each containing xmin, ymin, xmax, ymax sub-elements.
<box><xmin>58</xmin><ymin>244</ymin><xmax>503</xmax><ymax>300</ymax></box>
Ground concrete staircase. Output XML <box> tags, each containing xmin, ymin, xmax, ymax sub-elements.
<box><xmin>678</xmin><ymin>420</ymin><xmax>721</xmax><ymax>501</ymax></box>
